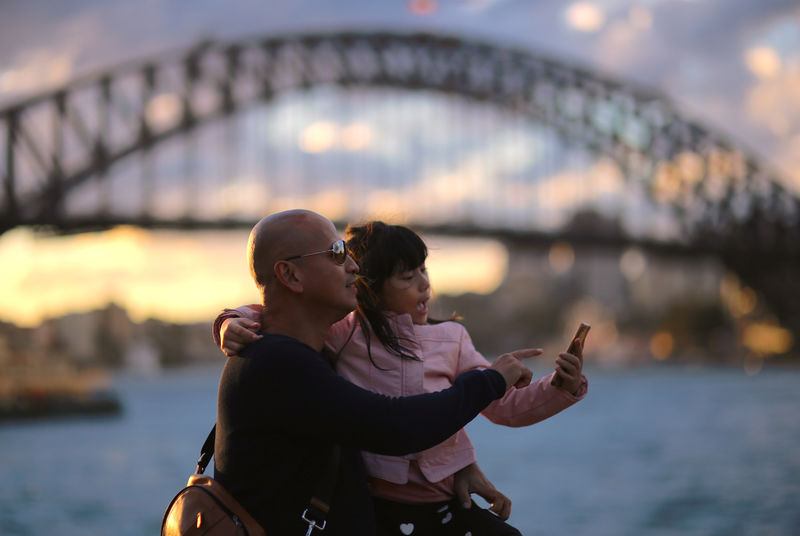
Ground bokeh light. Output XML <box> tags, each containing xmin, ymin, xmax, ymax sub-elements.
<box><xmin>340</xmin><ymin>122</ymin><xmax>373</xmax><ymax>151</ymax></box>
<box><xmin>720</xmin><ymin>273</ymin><xmax>758</xmax><ymax>318</ymax></box>
<box><xmin>742</xmin><ymin>323</ymin><xmax>793</xmax><ymax>355</ymax></box>
<box><xmin>548</xmin><ymin>241</ymin><xmax>575</xmax><ymax>275</ymax></box>
<box><xmin>650</xmin><ymin>330</ymin><xmax>674</xmax><ymax>360</ymax></box>
<box><xmin>565</xmin><ymin>2</ymin><xmax>606</xmax><ymax>33</ymax></box>
<box><xmin>145</xmin><ymin>93</ymin><xmax>182</xmax><ymax>130</ymax></box>
<box><xmin>745</xmin><ymin>46</ymin><xmax>782</xmax><ymax>79</ymax></box>
<box><xmin>408</xmin><ymin>0</ymin><xmax>437</xmax><ymax>15</ymax></box>
<box><xmin>619</xmin><ymin>247</ymin><xmax>646</xmax><ymax>280</ymax></box>
<box><xmin>743</xmin><ymin>352</ymin><xmax>764</xmax><ymax>376</ymax></box>
<box><xmin>299</xmin><ymin>121</ymin><xmax>338</xmax><ymax>153</ymax></box>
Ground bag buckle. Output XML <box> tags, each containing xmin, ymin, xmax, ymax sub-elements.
<box><xmin>301</xmin><ymin>509</ymin><xmax>327</xmax><ymax>535</ymax></box>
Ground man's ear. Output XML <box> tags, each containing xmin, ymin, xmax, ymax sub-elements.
<box><xmin>273</xmin><ymin>261</ymin><xmax>304</xmax><ymax>293</ymax></box>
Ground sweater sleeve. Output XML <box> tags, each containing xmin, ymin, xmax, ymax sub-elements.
<box><xmin>211</xmin><ymin>304</ymin><xmax>262</xmax><ymax>348</ymax></box>
<box><xmin>454</xmin><ymin>325</ymin><xmax>588</xmax><ymax>427</ymax></box>
<box><xmin>239</xmin><ymin>338</ymin><xmax>507</xmax><ymax>456</ymax></box>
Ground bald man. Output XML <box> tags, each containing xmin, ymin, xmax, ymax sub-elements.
<box><xmin>214</xmin><ymin>210</ymin><xmax>531</xmax><ymax>536</ymax></box>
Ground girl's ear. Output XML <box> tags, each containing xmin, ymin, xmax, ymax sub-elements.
<box><xmin>273</xmin><ymin>261</ymin><xmax>304</xmax><ymax>293</ymax></box>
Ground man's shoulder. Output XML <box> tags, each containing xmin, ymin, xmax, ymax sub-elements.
<box><xmin>223</xmin><ymin>333</ymin><xmax>328</xmax><ymax>387</ymax></box>
<box><xmin>242</xmin><ymin>333</ymin><xmax>318</xmax><ymax>361</ymax></box>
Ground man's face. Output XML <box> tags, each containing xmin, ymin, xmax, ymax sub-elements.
<box><xmin>292</xmin><ymin>216</ymin><xmax>359</xmax><ymax>317</ymax></box>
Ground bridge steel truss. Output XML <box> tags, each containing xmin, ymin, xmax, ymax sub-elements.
<box><xmin>1</xmin><ymin>31</ymin><xmax>799</xmax><ymax>337</ymax></box>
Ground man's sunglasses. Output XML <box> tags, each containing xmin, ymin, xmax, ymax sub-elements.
<box><xmin>284</xmin><ymin>239</ymin><xmax>348</xmax><ymax>265</ymax></box>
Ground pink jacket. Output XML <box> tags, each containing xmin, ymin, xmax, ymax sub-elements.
<box><xmin>215</xmin><ymin>307</ymin><xmax>588</xmax><ymax>486</ymax></box>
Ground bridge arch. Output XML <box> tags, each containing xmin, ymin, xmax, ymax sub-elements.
<box><xmin>2</xmin><ymin>31</ymin><xmax>797</xmax><ymax>238</ymax></box>
<box><xmin>1</xmin><ymin>30</ymin><xmax>799</xmax><ymax>338</ymax></box>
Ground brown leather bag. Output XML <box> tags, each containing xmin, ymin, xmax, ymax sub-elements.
<box><xmin>161</xmin><ymin>426</ymin><xmax>266</xmax><ymax>536</ymax></box>
<box><xmin>162</xmin><ymin>425</ymin><xmax>339</xmax><ymax>536</ymax></box>
<box><xmin>161</xmin><ymin>472</ymin><xmax>266</xmax><ymax>536</ymax></box>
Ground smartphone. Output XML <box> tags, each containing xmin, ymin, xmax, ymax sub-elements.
<box><xmin>551</xmin><ymin>322</ymin><xmax>590</xmax><ymax>387</ymax></box>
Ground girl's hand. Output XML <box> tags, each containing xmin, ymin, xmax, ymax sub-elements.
<box><xmin>555</xmin><ymin>338</ymin><xmax>585</xmax><ymax>394</ymax></box>
<box><xmin>453</xmin><ymin>462</ymin><xmax>511</xmax><ymax>520</ymax></box>
<box><xmin>220</xmin><ymin>317</ymin><xmax>262</xmax><ymax>357</ymax></box>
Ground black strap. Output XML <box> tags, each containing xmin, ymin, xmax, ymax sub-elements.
<box><xmin>193</xmin><ymin>424</ymin><xmax>340</xmax><ymax>529</ymax></box>
<box><xmin>195</xmin><ymin>424</ymin><xmax>216</xmax><ymax>474</ymax></box>
<box><xmin>315</xmin><ymin>445</ymin><xmax>341</xmax><ymax>503</ymax></box>
<box><xmin>301</xmin><ymin>444</ymin><xmax>341</xmax><ymax>528</ymax></box>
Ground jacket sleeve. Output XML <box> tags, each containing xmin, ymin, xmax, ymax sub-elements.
<box><xmin>211</xmin><ymin>304</ymin><xmax>262</xmax><ymax>348</ymax></box>
<box><xmin>241</xmin><ymin>339</ymin><xmax>507</xmax><ymax>456</ymax></box>
<box><xmin>454</xmin><ymin>325</ymin><xmax>588</xmax><ymax>427</ymax></box>
<box><xmin>482</xmin><ymin>373</ymin><xmax>588</xmax><ymax>427</ymax></box>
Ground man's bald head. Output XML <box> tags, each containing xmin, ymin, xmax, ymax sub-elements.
<box><xmin>247</xmin><ymin>209</ymin><xmax>334</xmax><ymax>294</ymax></box>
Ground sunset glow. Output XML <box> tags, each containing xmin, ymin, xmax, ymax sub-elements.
<box><xmin>0</xmin><ymin>228</ymin><xmax>508</xmax><ymax>327</ymax></box>
<box><xmin>426</xmin><ymin>237</ymin><xmax>508</xmax><ymax>296</ymax></box>
<box><xmin>0</xmin><ymin>227</ymin><xmax>257</xmax><ymax>327</ymax></box>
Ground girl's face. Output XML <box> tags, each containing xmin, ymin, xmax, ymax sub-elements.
<box><xmin>378</xmin><ymin>264</ymin><xmax>431</xmax><ymax>325</ymax></box>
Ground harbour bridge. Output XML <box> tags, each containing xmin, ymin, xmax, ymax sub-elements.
<box><xmin>1</xmin><ymin>31</ymin><xmax>799</xmax><ymax>341</ymax></box>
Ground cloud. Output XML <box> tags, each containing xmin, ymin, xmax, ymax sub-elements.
<box><xmin>0</xmin><ymin>49</ymin><xmax>76</xmax><ymax>96</ymax></box>
<box><xmin>747</xmin><ymin>67</ymin><xmax>800</xmax><ymax>137</ymax></box>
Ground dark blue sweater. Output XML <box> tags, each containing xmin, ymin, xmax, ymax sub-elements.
<box><xmin>214</xmin><ymin>332</ymin><xmax>506</xmax><ymax>536</ymax></box>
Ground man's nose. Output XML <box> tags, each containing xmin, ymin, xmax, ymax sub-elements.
<box><xmin>346</xmin><ymin>255</ymin><xmax>359</xmax><ymax>273</ymax></box>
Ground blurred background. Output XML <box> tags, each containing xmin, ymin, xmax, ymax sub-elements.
<box><xmin>1</xmin><ymin>1</ymin><xmax>799</xmax><ymax>535</ymax></box>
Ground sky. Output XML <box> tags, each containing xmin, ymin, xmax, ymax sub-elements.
<box><xmin>1</xmin><ymin>0</ymin><xmax>799</xmax><ymax>326</ymax></box>
<box><xmin>0</xmin><ymin>226</ymin><xmax>508</xmax><ymax>326</ymax></box>
<box><xmin>1</xmin><ymin>0</ymin><xmax>798</xmax><ymax>182</ymax></box>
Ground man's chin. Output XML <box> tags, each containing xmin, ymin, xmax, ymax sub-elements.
<box><xmin>336</xmin><ymin>300</ymin><xmax>357</xmax><ymax>319</ymax></box>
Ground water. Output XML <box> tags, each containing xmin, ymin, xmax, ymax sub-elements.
<box><xmin>1</xmin><ymin>365</ymin><xmax>799</xmax><ymax>536</ymax></box>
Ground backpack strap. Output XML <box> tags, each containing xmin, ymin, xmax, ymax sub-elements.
<box><xmin>195</xmin><ymin>425</ymin><xmax>216</xmax><ymax>475</ymax></box>
<box><xmin>301</xmin><ymin>444</ymin><xmax>341</xmax><ymax>534</ymax></box>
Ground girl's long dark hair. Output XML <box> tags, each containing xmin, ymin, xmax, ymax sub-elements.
<box><xmin>339</xmin><ymin>221</ymin><xmax>429</xmax><ymax>365</ymax></box>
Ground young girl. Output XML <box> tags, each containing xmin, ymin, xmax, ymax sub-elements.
<box><xmin>214</xmin><ymin>221</ymin><xmax>588</xmax><ymax>536</ymax></box>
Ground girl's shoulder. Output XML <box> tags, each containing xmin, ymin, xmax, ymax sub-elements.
<box><xmin>326</xmin><ymin>310</ymin><xmax>360</xmax><ymax>346</ymax></box>
<box><xmin>417</xmin><ymin>318</ymin><xmax>469</xmax><ymax>341</ymax></box>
